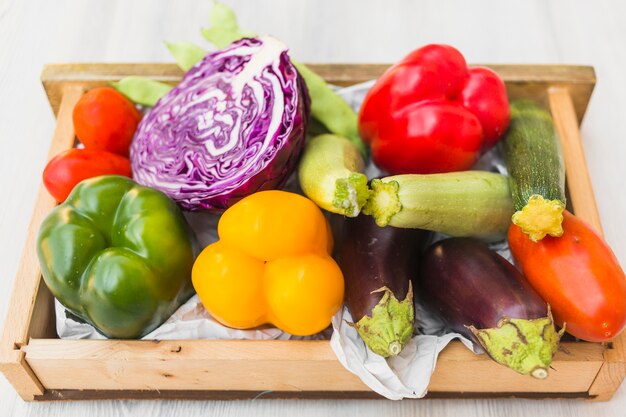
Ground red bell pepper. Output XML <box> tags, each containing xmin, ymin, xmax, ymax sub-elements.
<box><xmin>359</xmin><ymin>44</ymin><xmax>510</xmax><ymax>174</ymax></box>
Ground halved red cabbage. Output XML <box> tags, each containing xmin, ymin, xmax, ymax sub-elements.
<box><xmin>131</xmin><ymin>36</ymin><xmax>310</xmax><ymax>211</ymax></box>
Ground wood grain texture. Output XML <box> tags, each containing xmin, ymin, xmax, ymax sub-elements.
<box><xmin>548</xmin><ymin>88</ymin><xmax>604</xmax><ymax>235</ymax></box>
<box><xmin>28</xmin><ymin>390</ymin><xmax>599</xmax><ymax>401</ymax></box>
<box><xmin>40</xmin><ymin>63</ymin><xmax>596</xmax><ymax>121</ymax></box>
<box><xmin>20</xmin><ymin>339</ymin><xmax>604</xmax><ymax>396</ymax></box>
<box><xmin>547</xmin><ymin>88</ymin><xmax>626</xmax><ymax>401</ymax></box>
<box><xmin>0</xmin><ymin>85</ymin><xmax>83</xmax><ymax>400</ymax></box>
<box><xmin>2</xmin><ymin>0</ymin><xmax>626</xmax><ymax>416</ymax></box>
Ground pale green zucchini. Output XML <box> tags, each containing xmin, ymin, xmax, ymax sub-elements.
<box><xmin>298</xmin><ymin>134</ymin><xmax>370</xmax><ymax>217</ymax></box>
<box><xmin>362</xmin><ymin>171</ymin><xmax>514</xmax><ymax>240</ymax></box>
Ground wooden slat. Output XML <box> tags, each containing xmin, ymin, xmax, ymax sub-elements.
<box><xmin>588</xmin><ymin>346</ymin><xmax>626</xmax><ymax>402</ymax></box>
<box><xmin>22</xmin><ymin>339</ymin><xmax>604</xmax><ymax>394</ymax></box>
<box><xmin>548</xmin><ymin>88</ymin><xmax>626</xmax><ymax>400</ymax></box>
<box><xmin>34</xmin><ymin>389</ymin><xmax>385</xmax><ymax>401</ymax></box>
<box><xmin>0</xmin><ymin>84</ymin><xmax>84</xmax><ymax>400</ymax></box>
<box><xmin>31</xmin><ymin>389</ymin><xmax>596</xmax><ymax>401</ymax></box>
<box><xmin>40</xmin><ymin>63</ymin><xmax>596</xmax><ymax>123</ymax></box>
<box><xmin>0</xmin><ymin>354</ymin><xmax>44</xmax><ymax>402</ymax></box>
<box><xmin>24</xmin><ymin>340</ymin><xmax>368</xmax><ymax>392</ymax></box>
<box><xmin>548</xmin><ymin>88</ymin><xmax>604</xmax><ymax>235</ymax></box>
<box><xmin>429</xmin><ymin>342</ymin><xmax>604</xmax><ymax>394</ymax></box>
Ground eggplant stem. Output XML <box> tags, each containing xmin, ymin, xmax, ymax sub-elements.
<box><xmin>466</xmin><ymin>305</ymin><xmax>564</xmax><ymax>377</ymax></box>
<box><xmin>531</xmin><ymin>367</ymin><xmax>549</xmax><ymax>379</ymax></box>
<box><xmin>352</xmin><ymin>282</ymin><xmax>414</xmax><ymax>358</ymax></box>
<box><xmin>370</xmin><ymin>285</ymin><xmax>394</xmax><ymax>295</ymax></box>
<box><xmin>388</xmin><ymin>341</ymin><xmax>402</xmax><ymax>356</ymax></box>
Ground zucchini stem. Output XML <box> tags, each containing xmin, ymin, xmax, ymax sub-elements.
<box><xmin>299</xmin><ymin>134</ymin><xmax>370</xmax><ymax>217</ymax></box>
<box><xmin>362</xmin><ymin>179</ymin><xmax>402</xmax><ymax>226</ymax></box>
<box><xmin>332</xmin><ymin>173</ymin><xmax>370</xmax><ymax>217</ymax></box>
<box><xmin>511</xmin><ymin>195</ymin><xmax>565</xmax><ymax>241</ymax></box>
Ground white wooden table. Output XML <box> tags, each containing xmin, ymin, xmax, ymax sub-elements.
<box><xmin>1</xmin><ymin>0</ymin><xmax>625</xmax><ymax>415</ymax></box>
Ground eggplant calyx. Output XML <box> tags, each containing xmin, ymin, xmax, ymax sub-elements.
<box><xmin>512</xmin><ymin>195</ymin><xmax>565</xmax><ymax>241</ymax></box>
<box><xmin>351</xmin><ymin>282</ymin><xmax>414</xmax><ymax>358</ymax></box>
<box><xmin>467</xmin><ymin>306</ymin><xmax>565</xmax><ymax>378</ymax></box>
<box><xmin>333</xmin><ymin>173</ymin><xmax>371</xmax><ymax>217</ymax></box>
<box><xmin>362</xmin><ymin>179</ymin><xmax>402</xmax><ymax>227</ymax></box>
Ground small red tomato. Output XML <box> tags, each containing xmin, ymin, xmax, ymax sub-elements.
<box><xmin>73</xmin><ymin>87</ymin><xmax>141</xmax><ymax>156</ymax></box>
<box><xmin>43</xmin><ymin>148</ymin><xmax>132</xmax><ymax>202</ymax></box>
<box><xmin>508</xmin><ymin>210</ymin><xmax>626</xmax><ymax>342</ymax></box>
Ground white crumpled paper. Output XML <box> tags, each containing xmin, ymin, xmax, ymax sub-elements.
<box><xmin>56</xmin><ymin>295</ymin><xmax>294</xmax><ymax>341</ymax></box>
<box><xmin>330</xmin><ymin>303</ymin><xmax>477</xmax><ymax>400</ymax></box>
<box><xmin>56</xmin><ymin>80</ymin><xmax>513</xmax><ymax>400</ymax></box>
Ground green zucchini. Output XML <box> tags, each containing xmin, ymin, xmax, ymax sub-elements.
<box><xmin>298</xmin><ymin>134</ymin><xmax>370</xmax><ymax>217</ymax></box>
<box><xmin>362</xmin><ymin>171</ymin><xmax>514</xmax><ymax>240</ymax></box>
<box><xmin>503</xmin><ymin>100</ymin><xmax>566</xmax><ymax>241</ymax></box>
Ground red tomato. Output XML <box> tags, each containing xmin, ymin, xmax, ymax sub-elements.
<box><xmin>73</xmin><ymin>87</ymin><xmax>141</xmax><ymax>156</ymax></box>
<box><xmin>43</xmin><ymin>148</ymin><xmax>132</xmax><ymax>202</ymax></box>
<box><xmin>508</xmin><ymin>210</ymin><xmax>626</xmax><ymax>342</ymax></box>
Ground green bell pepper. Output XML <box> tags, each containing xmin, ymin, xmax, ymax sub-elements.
<box><xmin>37</xmin><ymin>175</ymin><xmax>195</xmax><ymax>339</ymax></box>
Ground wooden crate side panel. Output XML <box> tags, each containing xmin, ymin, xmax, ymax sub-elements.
<box><xmin>26</xmin><ymin>280</ymin><xmax>56</xmax><ymax>341</ymax></box>
<box><xmin>32</xmin><ymin>389</ymin><xmax>599</xmax><ymax>401</ymax></box>
<box><xmin>0</xmin><ymin>85</ymin><xmax>83</xmax><ymax>400</ymax></box>
<box><xmin>25</xmin><ymin>340</ymin><xmax>369</xmax><ymax>392</ymax></box>
<box><xmin>548</xmin><ymin>88</ymin><xmax>604</xmax><ymax>235</ymax></box>
<box><xmin>588</xmin><ymin>361</ymin><xmax>626</xmax><ymax>401</ymax></box>
<box><xmin>40</xmin><ymin>64</ymin><xmax>595</xmax><ymax>123</ymax></box>
<box><xmin>0</xmin><ymin>351</ymin><xmax>44</xmax><ymax>400</ymax></box>
<box><xmin>548</xmin><ymin>87</ymin><xmax>626</xmax><ymax>400</ymax></box>
<box><xmin>429</xmin><ymin>343</ymin><xmax>603</xmax><ymax>394</ymax></box>
<box><xmin>23</xmin><ymin>339</ymin><xmax>604</xmax><ymax>394</ymax></box>
<box><xmin>549</xmin><ymin>85</ymin><xmax>626</xmax><ymax>400</ymax></box>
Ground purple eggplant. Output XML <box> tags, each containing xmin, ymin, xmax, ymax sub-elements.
<box><xmin>418</xmin><ymin>238</ymin><xmax>564</xmax><ymax>378</ymax></box>
<box><xmin>337</xmin><ymin>214</ymin><xmax>429</xmax><ymax>357</ymax></box>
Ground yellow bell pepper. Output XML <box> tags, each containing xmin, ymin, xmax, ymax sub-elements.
<box><xmin>192</xmin><ymin>190</ymin><xmax>345</xmax><ymax>336</ymax></box>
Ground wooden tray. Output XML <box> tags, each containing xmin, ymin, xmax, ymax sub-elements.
<box><xmin>1</xmin><ymin>63</ymin><xmax>624</xmax><ymax>402</ymax></box>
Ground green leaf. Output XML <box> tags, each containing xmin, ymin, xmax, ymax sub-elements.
<box><xmin>165</xmin><ymin>41</ymin><xmax>206</xmax><ymax>72</ymax></box>
<box><xmin>110</xmin><ymin>76</ymin><xmax>173</xmax><ymax>107</ymax></box>
<box><xmin>292</xmin><ymin>60</ymin><xmax>365</xmax><ymax>157</ymax></box>
<box><xmin>201</xmin><ymin>1</ymin><xmax>367</xmax><ymax>157</ymax></box>
<box><xmin>201</xmin><ymin>1</ymin><xmax>254</xmax><ymax>48</ymax></box>
<box><xmin>209</xmin><ymin>1</ymin><xmax>239</xmax><ymax>30</ymax></box>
